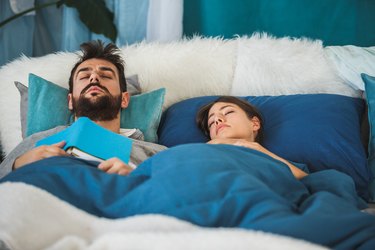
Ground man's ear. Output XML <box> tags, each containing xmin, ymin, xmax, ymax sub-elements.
<box><xmin>121</xmin><ymin>92</ymin><xmax>130</xmax><ymax>108</ymax></box>
<box><xmin>68</xmin><ymin>93</ymin><xmax>73</xmax><ymax>111</ymax></box>
<box><xmin>251</xmin><ymin>116</ymin><xmax>261</xmax><ymax>132</ymax></box>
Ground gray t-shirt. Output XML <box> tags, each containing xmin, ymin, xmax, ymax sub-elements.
<box><xmin>0</xmin><ymin>126</ymin><xmax>167</xmax><ymax>179</ymax></box>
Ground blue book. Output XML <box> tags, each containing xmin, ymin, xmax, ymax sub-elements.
<box><xmin>36</xmin><ymin>117</ymin><xmax>133</xmax><ymax>163</ymax></box>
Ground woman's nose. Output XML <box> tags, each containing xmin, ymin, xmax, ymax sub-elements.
<box><xmin>215</xmin><ymin>116</ymin><xmax>224</xmax><ymax>124</ymax></box>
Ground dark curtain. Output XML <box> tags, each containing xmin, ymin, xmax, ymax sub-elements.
<box><xmin>183</xmin><ymin>0</ymin><xmax>375</xmax><ymax>46</ymax></box>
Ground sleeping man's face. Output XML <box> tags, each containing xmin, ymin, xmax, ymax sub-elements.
<box><xmin>68</xmin><ymin>58</ymin><xmax>129</xmax><ymax>121</ymax></box>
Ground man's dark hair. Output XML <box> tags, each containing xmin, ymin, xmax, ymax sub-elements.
<box><xmin>196</xmin><ymin>96</ymin><xmax>264</xmax><ymax>143</ymax></box>
<box><xmin>69</xmin><ymin>40</ymin><xmax>127</xmax><ymax>93</ymax></box>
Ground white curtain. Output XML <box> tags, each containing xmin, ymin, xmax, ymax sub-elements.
<box><xmin>147</xmin><ymin>0</ymin><xmax>183</xmax><ymax>42</ymax></box>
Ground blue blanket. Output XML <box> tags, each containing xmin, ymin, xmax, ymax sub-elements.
<box><xmin>2</xmin><ymin>144</ymin><xmax>375</xmax><ymax>249</ymax></box>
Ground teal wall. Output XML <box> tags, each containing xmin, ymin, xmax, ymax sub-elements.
<box><xmin>184</xmin><ymin>0</ymin><xmax>375</xmax><ymax>46</ymax></box>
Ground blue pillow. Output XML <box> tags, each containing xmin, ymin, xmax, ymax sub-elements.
<box><xmin>362</xmin><ymin>73</ymin><xmax>375</xmax><ymax>201</ymax></box>
<box><xmin>158</xmin><ymin>94</ymin><xmax>372</xmax><ymax>201</ymax></box>
<box><xmin>27</xmin><ymin>74</ymin><xmax>165</xmax><ymax>142</ymax></box>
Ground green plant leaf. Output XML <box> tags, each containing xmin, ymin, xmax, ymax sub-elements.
<box><xmin>64</xmin><ymin>0</ymin><xmax>117</xmax><ymax>42</ymax></box>
<box><xmin>0</xmin><ymin>0</ymin><xmax>63</xmax><ymax>28</ymax></box>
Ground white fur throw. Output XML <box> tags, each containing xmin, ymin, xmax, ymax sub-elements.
<box><xmin>0</xmin><ymin>35</ymin><xmax>358</xmax><ymax>155</ymax></box>
<box><xmin>231</xmin><ymin>34</ymin><xmax>359</xmax><ymax>97</ymax></box>
<box><xmin>123</xmin><ymin>37</ymin><xmax>237</xmax><ymax>106</ymax></box>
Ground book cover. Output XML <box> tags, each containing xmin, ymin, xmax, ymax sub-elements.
<box><xmin>36</xmin><ymin>117</ymin><xmax>133</xmax><ymax>163</ymax></box>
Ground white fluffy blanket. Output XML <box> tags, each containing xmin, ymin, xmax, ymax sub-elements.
<box><xmin>0</xmin><ymin>182</ymin><xmax>327</xmax><ymax>250</ymax></box>
<box><xmin>231</xmin><ymin>34</ymin><xmax>359</xmax><ymax>97</ymax></box>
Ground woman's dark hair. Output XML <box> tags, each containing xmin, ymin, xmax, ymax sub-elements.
<box><xmin>196</xmin><ymin>96</ymin><xmax>264</xmax><ymax>143</ymax></box>
<box><xmin>68</xmin><ymin>40</ymin><xmax>127</xmax><ymax>93</ymax></box>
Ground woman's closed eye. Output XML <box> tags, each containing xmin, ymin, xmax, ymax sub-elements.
<box><xmin>208</xmin><ymin>111</ymin><xmax>234</xmax><ymax>128</ymax></box>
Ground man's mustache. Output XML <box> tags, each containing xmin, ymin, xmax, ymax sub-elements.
<box><xmin>80</xmin><ymin>82</ymin><xmax>110</xmax><ymax>95</ymax></box>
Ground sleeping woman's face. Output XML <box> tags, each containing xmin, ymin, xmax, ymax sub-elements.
<box><xmin>207</xmin><ymin>102</ymin><xmax>261</xmax><ymax>141</ymax></box>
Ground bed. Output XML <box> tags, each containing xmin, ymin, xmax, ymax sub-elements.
<box><xmin>0</xmin><ymin>34</ymin><xmax>375</xmax><ymax>249</ymax></box>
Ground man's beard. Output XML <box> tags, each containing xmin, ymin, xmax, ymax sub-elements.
<box><xmin>72</xmin><ymin>83</ymin><xmax>122</xmax><ymax>121</ymax></box>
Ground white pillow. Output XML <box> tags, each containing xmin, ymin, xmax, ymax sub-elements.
<box><xmin>325</xmin><ymin>45</ymin><xmax>375</xmax><ymax>91</ymax></box>
<box><xmin>231</xmin><ymin>34</ymin><xmax>360</xmax><ymax>97</ymax></box>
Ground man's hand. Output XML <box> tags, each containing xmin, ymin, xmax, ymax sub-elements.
<box><xmin>13</xmin><ymin>141</ymin><xmax>68</xmax><ymax>170</ymax></box>
<box><xmin>98</xmin><ymin>157</ymin><xmax>133</xmax><ymax>175</ymax></box>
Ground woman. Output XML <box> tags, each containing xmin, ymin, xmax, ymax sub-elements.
<box><xmin>196</xmin><ymin>96</ymin><xmax>308</xmax><ymax>179</ymax></box>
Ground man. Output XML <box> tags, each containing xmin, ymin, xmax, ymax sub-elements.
<box><xmin>0</xmin><ymin>40</ymin><xmax>166</xmax><ymax>178</ymax></box>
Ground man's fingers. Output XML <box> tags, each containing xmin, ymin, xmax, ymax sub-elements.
<box><xmin>98</xmin><ymin>158</ymin><xmax>118</xmax><ymax>171</ymax></box>
<box><xmin>98</xmin><ymin>161</ymin><xmax>111</xmax><ymax>171</ymax></box>
<box><xmin>45</xmin><ymin>146</ymin><xmax>68</xmax><ymax>156</ymax></box>
<box><xmin>104</xmin><ymin>161</ymin><xmax>125</xmax><ymax>174</ymax></box>
<box><xmin>52</xmin><ymin>141</ymin><xmax>66</xmax><ymax>148</ymax></box>
<box><xmin>98</xmin><ymin>158</ymin><xmax>133</xmax><ymax>175</ymax></box>
<box><xmin>105</xmin><ymin>166</ymin><xmax>119</xmax><ymax>174</ymax></box>
<box><xmin>108</xmin><ymin>165</ymin><xmax>132</xmax><ymax>175</ymax></box>
<box><xmin>43</xmin><ymin>150</ymin><xmax>67</xmax><ymax>158</ymax></box>
<box><xmin>118</xmin><ymin>168</ymin><xmax>132</xmax><ymax>176</ymax></box>
<box><xmin>38</xmin><ymin>141</ymin><xmax>68</xmax><ymax>157</ymax></box>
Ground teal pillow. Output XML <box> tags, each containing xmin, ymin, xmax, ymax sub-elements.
<box><xmin>27</xmin><ymin>73</ymin><xmax>165</xmax><ymax>142</ymax></box>
<box><xmin>362</xmin><ymin>73</ymin><xmax>375</xmax><ymax>201</ymax></box>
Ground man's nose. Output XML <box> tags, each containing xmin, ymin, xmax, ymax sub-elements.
<box><xmin>89</xmin><ymin>73</ymin><xmax>99</xmax><ymax>83</ymax></box>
